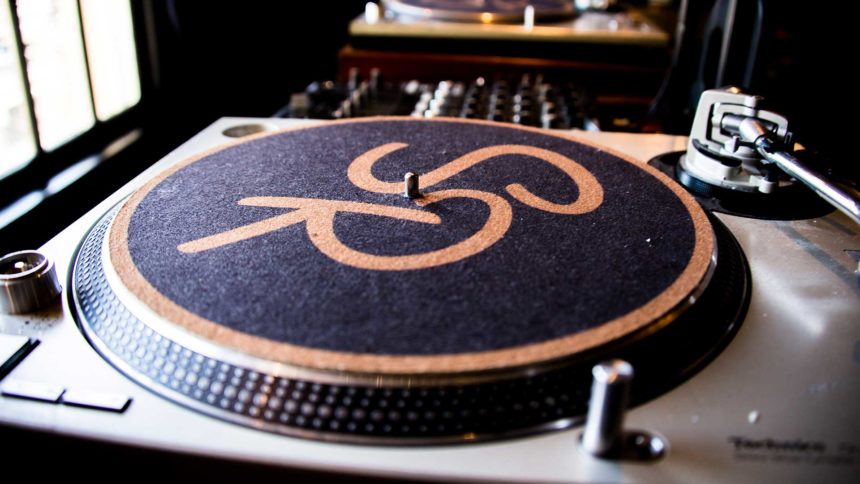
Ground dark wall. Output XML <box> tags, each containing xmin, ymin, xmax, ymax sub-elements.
<box><xmin>752</xmin><ymin>6</ymin><xmax>851</xmax><ymax>166</ymax></box>
<box><xmin>142</xmin><ymin>1</ymin><xmax>367</xmax><ymax>132</ymax></box>
<box><xmin>658</xmin><ymin>0</ymin><xmax>851</xmax><ymax>168</ymax></box>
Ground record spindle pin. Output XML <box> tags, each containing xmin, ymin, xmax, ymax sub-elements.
<box><xmin>404</xmin><ymin>172</ymin><xmax>421</xmax><ymax>198</ymax></box>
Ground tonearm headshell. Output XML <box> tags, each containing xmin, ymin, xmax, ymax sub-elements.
<box><xmin>679</xmin><ymin>87</ymin><xmax>860</xmax><ymax>224</ymax></box>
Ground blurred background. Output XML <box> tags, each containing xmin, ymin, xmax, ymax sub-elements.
<box><xmin>0</xmin><ymin>0</ymin><xmax>851</xmax><ymax>255</ymax></box>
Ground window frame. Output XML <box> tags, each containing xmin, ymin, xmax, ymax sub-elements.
<box><xmin>0</xmin><ymin>0</ymin><xmax>152</xmax><ymax>210</ymax></box>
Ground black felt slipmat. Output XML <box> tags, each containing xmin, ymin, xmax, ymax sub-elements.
<box><xmin>113</xmin><ymin>118</ymin><xmax>709</xmax><ymax>373</ymax></box>
<box><xmin>75</xmin><ymin>118</ymin><xmax>750</xmax><ymax>443</ymax></box>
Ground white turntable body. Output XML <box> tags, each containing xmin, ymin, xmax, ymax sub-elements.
<box><xmin>1</xmin><ymin>118</ymin><xmax>857</xmax><ymax>483</ymax></box>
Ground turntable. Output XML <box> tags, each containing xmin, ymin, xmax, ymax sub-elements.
<box><xmin>0</xmin><ymin>91</ymin><xmax>858</xmax><ymax>481</ymax></box>
<box><xmin>380</xmin><ymin>0</ymin><xmax>575</xmax><ymax>24</ymax></box>
<box><xmin>351</xmin><ymin>0</ymin><xmax>668</xmax><ymax>46</ymax></box>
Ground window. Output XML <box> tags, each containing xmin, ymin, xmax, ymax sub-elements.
<box><xmin>80</xmin><ymin>0</ymin><xmax>140</xmax><ymax>121</ymax></box>
<box><xmin>0</xmin><ymin>0</ymin><xmax>36</xmax><ymax>177</ymax></box>
<box><xmin>0</xmin><ymin>0</ymin><xmax>140</xmax><ymax>179</ymax></box>
<box><xmin>17</xmin><ymin>0</ymin><xmax>94</xmax><ymax>151</ymax></box>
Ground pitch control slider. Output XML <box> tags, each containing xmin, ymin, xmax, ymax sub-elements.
<box><xmin>724</xmin><ymin>116</ymin><xmax>860</xmax><ymax>225</ymax></box>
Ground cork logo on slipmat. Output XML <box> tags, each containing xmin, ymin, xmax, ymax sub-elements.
<box><xmin>177</xmin><ymin>142</ymin><xmax>605</xmax><ymax>270</ymax></box>
<box><xmin>110</xmin><ymin>119</ymin><xmax>711</xmax><ymax>372</ymax></box>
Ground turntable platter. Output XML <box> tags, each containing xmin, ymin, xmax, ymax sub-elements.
<box><xmin>382</xmin><ymin>0</ymin><xmax>575</xmax><ymax>23</ymax></box>
<box><xmin>72</xmin><ymin>118</ymin><xmax>747</xmax><ymax>443</ymax></box>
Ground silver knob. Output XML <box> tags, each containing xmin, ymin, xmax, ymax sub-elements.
<box><xmin>340</xmin><ymin>99</ymin><xmax>352</xmax><ymax>118</ymax></box>
<box><xmin>369</xmin><ymin>68</ymin><xmax>381</xmax><ymax>97</ymax></box>
<box><xmin>364</xmin><ymin>1</ymin><xmax>380</xmax><ymax>24</ymax></box>
<box><xmin>582</xmin><ymin>359</ymin><xmax>633</xmax><ymax>457</ymax></box>
<box><xmin>0</xmin><ymin>250</ymin><xmax>61</xmax><ymax>314</ymax></box>
<box><xmin>347</xmin><ymin>67</ymin><xmax>360</xmax><ymax>92</ymax></box>
<box><xmin>523</xmin><ymin>5</ymin><xmax>535</xmax><ymax>30</ymax></box>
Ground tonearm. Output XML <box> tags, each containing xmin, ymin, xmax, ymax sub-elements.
<box><xmin>680</xmin><ymin>87</ymin><xmax>860</xmax><ymax>224</ymax></box>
